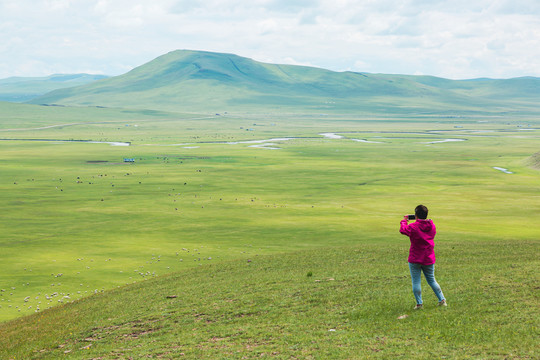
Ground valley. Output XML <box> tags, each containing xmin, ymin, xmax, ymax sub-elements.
<box><xmin>0</xmin><ymin>50</ymin><xmax>538</xmax><ymax>358</ymax></box>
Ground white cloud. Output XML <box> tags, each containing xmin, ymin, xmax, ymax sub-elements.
<box><xmin>0</xmin><ymin>0</ymin><xmax>539</xmax><ymax>79</ymax></box>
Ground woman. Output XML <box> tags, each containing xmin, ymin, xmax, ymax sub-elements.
<box><xmin>400</xmin><ymin>205</ymin><xmax>447</xmax><ymax>309</ymax></box>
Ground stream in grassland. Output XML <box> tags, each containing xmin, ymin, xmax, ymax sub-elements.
<box><xmin>493</xmin><ymin>167</ymin><xmax>513</xmax><ymax>174</ymax></box>
<box><xmin>0</xmin><ymin>138</ymin><xmax>130</xmax><ymax>146</ymax></box>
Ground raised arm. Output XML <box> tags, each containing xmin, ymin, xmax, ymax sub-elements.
<box><xmin>400</xmin><ymin>216</ymin><xmax>411</xmax><ymax>236</ymax></box>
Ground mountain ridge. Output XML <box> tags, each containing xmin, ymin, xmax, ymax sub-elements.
<box><xmin>0</xmin><ymin>74</ymin><xmax>108</xmax><ymax>102</ymax></box>
<box><xmin>27</xmin><ymin>50</ymin><xmax>540</xmax><ymax>114</ymax></box>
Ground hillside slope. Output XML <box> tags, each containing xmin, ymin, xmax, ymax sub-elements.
<box><xmin>0</xmin><ymin>242</ymin><xmax>537</xmax><ymax>359</ymax></box>
<box><xmin>28</xmin><ymin>50</ymin><xmax>540</xmax><ymax>114</ymax></box>
<box><xmin>0</xmin><ymin>74</ymin><xmax>108</xmax><ymax>102</ymax></box>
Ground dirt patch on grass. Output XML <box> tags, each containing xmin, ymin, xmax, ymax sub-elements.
<box><xmin>86</xmin><ymin>318</ymin><xmax>163</xmax><ymax>343</ymax></box>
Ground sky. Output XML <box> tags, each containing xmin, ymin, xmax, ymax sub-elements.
<box><xmin>1</xmin><ymin>0</ymin><xmax>539</xmax><ymax>80</ymax></box>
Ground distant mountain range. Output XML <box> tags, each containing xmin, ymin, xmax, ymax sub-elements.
<box><xmin>7</xmin><ymin>50</ymin><xmax>540</xmax><ymax>114</ymax></box>
<box><xmin>0</xmin><ymin>74</ymin><xmax>108</xmax><ymax>102</ymax></box>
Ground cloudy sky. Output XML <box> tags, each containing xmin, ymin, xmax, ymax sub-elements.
<box><xmin>1</xmin><ymin>0</ymin><xmax>539</xmax><ymax>80</ymax></box>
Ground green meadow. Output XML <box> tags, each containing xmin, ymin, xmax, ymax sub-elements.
<box><xmin>0</xmin><ymin>101</ymin><xmax>539</xmax><ymax>358</ymax></box>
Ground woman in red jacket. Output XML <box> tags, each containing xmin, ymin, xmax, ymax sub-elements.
<box><xmin>400</xmin><ymin>205</ymin><xmax>447</xmax><ymax>309</ymax></box>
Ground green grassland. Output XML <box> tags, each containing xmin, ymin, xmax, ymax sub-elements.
<box><xmin>1</xmin><ymin>243</ymin><xmax>538</xmax><ymax>359</ymax></box>
<box><xmin>0</xmin><ymin>101</ymin><xmax>539</xmax><ymax>358</ymax></box>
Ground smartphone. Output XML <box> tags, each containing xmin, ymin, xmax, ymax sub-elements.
<box><xmin>407</xmin><ymin>214</ymin><xmax>416</xmax><ymax>220</ymax></box>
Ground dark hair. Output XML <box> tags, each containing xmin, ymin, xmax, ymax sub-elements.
<box><xmin>415</xmin><ymin>205</ymin><xmax>428</xmax><ymax>219</ymax></box>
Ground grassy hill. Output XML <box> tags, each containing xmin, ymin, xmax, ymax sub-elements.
<box><xmin>28</xmin><ymin>50</ymin><xmax>540</xmax><ymax>114</ymax></box>
<box><xmin>0</xmin><ymin>74</ymin><xmax>108</xmax><ymax>102</ymax></box>
<box><xmin>1</xmin><ymin>242</ymin><xmax>538</xmax><ymax>359</ymax></box>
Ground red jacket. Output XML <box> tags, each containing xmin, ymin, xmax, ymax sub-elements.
<box><xmin>400</xmin><ymin>218</ymin><xmax>437</xmax><ymax>265</ymax></box>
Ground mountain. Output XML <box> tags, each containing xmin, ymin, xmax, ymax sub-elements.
<box><xmin>27</xmin><ymin>50</ymin><xmax>540</xmax><ymax>114</ymax></box>
<box><xmin>0</xmin><ymin>74</ymin><xmax>108</xmax><ymax>102</ymax></box>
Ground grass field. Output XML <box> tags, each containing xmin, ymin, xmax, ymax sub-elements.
<box><xmin>1</xmin><ymin>242</ymin><xmax>538</xmax><ymax>359</ymax></box>
<box><xmin>0</xmin><ymin>102</ymin><xmax>539</xmax><ymax>358</ymax></box>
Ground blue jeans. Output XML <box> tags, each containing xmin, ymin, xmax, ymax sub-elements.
<box><xmin>408</xmin><ymin>262</ymin><xmax>445</xmax><ymax>305</ymax></box>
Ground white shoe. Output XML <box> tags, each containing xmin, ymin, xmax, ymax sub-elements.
<box><xmin>438</xmin><ymin>299</ymin><xmax>447</xmax><ymax>307</ymax></box>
